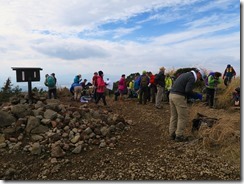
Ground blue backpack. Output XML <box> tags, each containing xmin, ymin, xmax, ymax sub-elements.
<box><xmin>47</xmin><ymin>76</ymin><xmax>55</xmax><ymax>87</ymax></box>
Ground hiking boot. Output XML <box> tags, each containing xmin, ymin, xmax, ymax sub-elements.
<box><xmin>169</xmin><ymin>133</ymin><xmax>176</xmax><ymax>140</ymax></box>
<box><xmin>175</xmin><ymin>135</ymin><xmax>188</xmax><ymax>142</ymax></box>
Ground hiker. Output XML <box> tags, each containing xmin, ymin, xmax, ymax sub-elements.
<box><xmin>95</xmin><ymin>71</ymin><xmax>107</xmax><ymax>106</ymax></box>
<box><xmin>133</xmin><ymin>73</ymin><xmax>141</xmax><ymax>95</ymax></box>
<box><xmin>74</xmin><ymin>74</ymin><xmax>82</xmax><ymax>83</ymax></box>
<box><xmin>105</xmin><ymin>78</ymin><xmax>113</xmax><ymax>96</ymax></box>
<box><xmin>92</xmin><ymin>72</ymin><xmax>98</xmax><ymax>101</ymax></box>
<box><xmin>118</xmin><ymin>74</ymin><xmax>127</xmax><ymax>101</ymax></box>
<box><xmin>223</xmin><ymin>64</ymin><xmax>236</xmax><ymax>86</ymax></box>
<box><xmin>73</xmin><ymin>83</ymin><xmax>83</xmax><ymax>101</ymax></box>
<box><xmin>155</xmin><ymin>67</ymin><xmax>166</xmax><ymax>109</ymax></box>
<box><xmin>81</xmin><ymin>79</ymin><xmax>88</xmax><ymax>96</ymax></box>
<box><xmin>138</xmin><ymin>70</ymin><xmax>150</xmax><ymax>105</ymax></box>
<box><xmin>165</xmin><ymin>74</ymin><xmax>173</xmax><ymax>102</ymax></box>
<box><xmin>169</xmin><ymin>68</ymin><xmax>206</xmax><ymax>142</ymax></box>
<box><xmin>148</xmin><ymin>72</ymin><xmax>156</xmax><ymax>103</ymax></box>
<box><xmin>205</xmin><ymin>72</ymin><xmax>221</xmax><ymax>108</ymax></box>
<box><xmin>128</xmin><ymin>79</ymin><xmax>135</xmax><ymax>98</ymax></box>
<box><xmin>70</xmin><ymin>74</ymin><xmax>82</xmax><ymax>100</ymax></box>
<box><xmin>44</xmin><ymin>73</ymin><xmax>57</xmax><ymax>99</ymax></box>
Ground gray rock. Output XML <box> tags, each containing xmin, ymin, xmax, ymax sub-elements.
<box><xmin>51</xmin><ymin>145</ymin><xmax>65</xmax><ymax>158</ymax></box>
<box><xmin>116</xmin><ymin>122</ymin><xmax>126</xmax><ymax>130</ymax></box>
<box><xmin>72</xmin><ymin>111</ymin><xmax>81</xmax><ymax>119</ymax></box>
<box><xmin>26</xmin><ymin>116</ymin><xmax>40</xmax><ymax>134</ymax></box>
<box><xmin>35</xmin><ymin>101</ymin><xmax>45</xmax><ymax>109</ymax></box>
<box><xmin>100</xmin><ymin>126</ymin><xmax>109</xmax><ymax>136</ymax></box>
<box><xmin>44</xmin><ymin>109</ymin><xmax>57</xmax><ymax>120</ymax></box>
<box><xmin>11</xmin><ymin>104</ymin><xmax>32</xmax><ymax>118</ymax></box>
<box><xmin>0</xmin><ymin>111</ymin><xmax>16</xmax><ymax>127</ymax></box>
<box><xmin>31</xmin><ymin>125</ymin><xmax>49</xmax><ymax>134</ymax></box>
<box><xmin>31</xmin><ymin>134</ymin><xmax>44</xmax><ymax>141</ymax></box>
<box><xmin>30</xmin><ymin>142</ymin><xmax>42</xmax><ymax>155</ymax></box>
<box><xmin>72</xmin><ymin>145</ymin><xmax>82</xmax><ymax>154</ymax></box>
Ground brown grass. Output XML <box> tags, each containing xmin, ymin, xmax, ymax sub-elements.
<box><xmin>216</xmin><ymin>77</ymin><xmax>240</xmax><ymax>109</ymax></box>
<box><xmin>188</xmin><ymin>100</ymin><xmax>240</xmax><ymax>164</ymax></box>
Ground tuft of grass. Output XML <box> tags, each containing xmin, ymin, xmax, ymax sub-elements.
<box><xmin>216</xmin><ymin>77</ymin><xmax>240</xmax><ymax>109</ymax></box>
<box><xmin>57</xmin><ymin>87</ymin><xmax>71</xmax><ymax>97</ymax></box>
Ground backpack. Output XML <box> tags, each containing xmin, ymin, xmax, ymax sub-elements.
<box><xmin>47</xmin><ymin>76</ymin><xmax>55</xmax><ymax>87</ymax></box>
<box><xmin>204</xmin><ymin>72</ymin><xmax>215</xmax><ymax>86</ymax></box>
<box><xmin>140</xmin><ymin>75</ymin><xmax>148</xmax><ymax>87</ymax></box>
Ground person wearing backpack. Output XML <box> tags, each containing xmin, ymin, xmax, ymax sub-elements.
<box><xmin>155</xmin><ymin>67</ymin><xmax>165</xmax><ymax>109</ymax></box>
<box><xmin>205</xmin><ymin>72</ymin><xmax>221</xmax><ymax>108</ymax></box>
<box><xmin>44</xmin><ymin>73</ymin><xmax>57</xmax><ymax>99</ymax></box>
<box><xmin>138</xmin><ymin>70</ymin><xmax>149</xmax><ymax>105</ymax></box>
<box><xmin>223</xmin><ymin>64</ymin><xmax>236</xmax><ymax>86</ymax></box>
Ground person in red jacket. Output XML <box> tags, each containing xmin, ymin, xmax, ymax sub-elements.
<box><xmin>95</xmin><ymin>71</ymin><xmax>107</xmax><ymax>106</ymax></box>
<box><xmin>148</xmin><ymin>71</ymin><xmax>156</xmax><ymax>103</ymax></box>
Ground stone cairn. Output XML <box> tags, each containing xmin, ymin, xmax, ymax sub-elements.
<box><xmin>0</xmin><ymin>93</ymin><xmax>131</xmax><ymax>158</ymax></box>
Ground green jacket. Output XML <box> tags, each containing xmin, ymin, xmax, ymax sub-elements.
<box><xmin>207</xmin><ymin>75</ymin><xmax>220</xmax><ymax>89</ymax></box>
<box><xmin>165</xmin><ymin>77</ymin><xmax>172</xmax><ymax>91</ymax></box>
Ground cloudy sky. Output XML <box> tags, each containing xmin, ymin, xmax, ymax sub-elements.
<box><xmin>0</xmin><ymin>0</ymin><xmax>241</xmax><ymax>89</ymax></box>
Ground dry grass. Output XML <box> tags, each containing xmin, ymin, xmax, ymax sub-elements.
<box><xmin>57</xmin><ymin>87</ymin><xmax>71</xmax><ymax>97</ymax></box>
<box><xmin>188</xmin><ymin>101</ymin><xmax>240</xmax><ymax>164</ymax></box>
<box><xmin>216</xmin><ymin>77</ymin><xmax>240</xmax><ymax>109</ymax></box>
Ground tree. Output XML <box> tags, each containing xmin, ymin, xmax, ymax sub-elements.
<box><xmin>0</xmin><ymin>78</ymin><xmax>22</xmax><ymax>102</ymax></box>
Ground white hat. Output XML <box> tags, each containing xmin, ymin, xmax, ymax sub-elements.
<box><xmin>197</xmin><ymin>69</ymin><xmax>206</xmax><ymax>80</ymax></box>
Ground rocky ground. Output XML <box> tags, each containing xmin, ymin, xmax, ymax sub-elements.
<box><xmin>0</xmin><ymin>94</ymin><xmax>241</xmax><ymax>180</ymax></box>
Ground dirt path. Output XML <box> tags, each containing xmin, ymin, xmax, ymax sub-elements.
<box><xmin>0</xmin><ymin>96</ymin><xmax>240</xmax><ymax>180</ymax></box>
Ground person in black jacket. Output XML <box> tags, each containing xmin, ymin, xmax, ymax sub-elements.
<box><xmin>169</xmin><ymin>68</ymin><xmax>206</xmax><ymax>142</ymax></box>
<box><xmin>155</xmin><ymin>67</ymin><xmax>165</xmax><ymax>109</ymax></box>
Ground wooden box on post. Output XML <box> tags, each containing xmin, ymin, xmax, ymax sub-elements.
<box><xmin>11</xmin><ymin>67</ymin><xmax>43</xmax><ymax>103</ymax></box>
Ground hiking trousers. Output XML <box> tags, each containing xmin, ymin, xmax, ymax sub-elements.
<box><xmin>48</xmin><ymin>88</ymin><xmax>57</xmax><ymax>99</ymax></box>
<box><xmin>206</xmin><ymin>88</ymin><xmax>215</xmax><ymax>107</ymax></box>
<box><xmin>74</xmin><ymin>86</ymin><xmax>82</xmax><ymax>101</ymax></box>
<box><xmin>155</xmin><ymin>85</ymin><xmax>164</xmax><ymax>108</ymax></box>
<box><xmin>95</xmin><ymin>92</ymin><xmax>107</xmax><ymax>106</ymax></box>
<box><xmin>169</xmin><ymin>93</ymin><xmax>188</xmax><ymax>137</ymax></box>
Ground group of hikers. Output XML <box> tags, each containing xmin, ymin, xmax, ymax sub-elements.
<box><xmin>44</xmin><ymin>64</ymin><xmax>238</xmax><ymax>142</ymax></box>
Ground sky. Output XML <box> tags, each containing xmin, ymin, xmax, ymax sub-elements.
<box><xmin>0</xmin><ymin>0</ymin><xmax>241</xmax><ymax>89</ymax></box>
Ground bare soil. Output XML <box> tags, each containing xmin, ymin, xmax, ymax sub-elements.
<box><xmin>0</xmin><ymin>96</ymin><xmax>240</xmax><ymax>180</ymax></box>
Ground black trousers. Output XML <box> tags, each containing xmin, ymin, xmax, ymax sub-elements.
<box><xmin>48</xmin><ymin>88</ymin><xmax>57</xmax><ymax>99</ymax></box>
<box><xmin>95</xmin><ymin>92</ymin><xmax>107</xmax><ymax>106</ymax></box>
<box><xmin>139</xmin><ymin>86</ymin><xmax>148</xmax><ymax>104</ymax></box>
<box><xmin>206</xmin><ymin>88</ymin><xmax>215</xmax><ymax>107</ymax></box>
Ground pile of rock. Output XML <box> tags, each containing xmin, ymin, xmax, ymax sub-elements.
<box><xmin>0</xmin><ymin>98</ymin><xmax>130</xmax><ymax>158</ymax></box>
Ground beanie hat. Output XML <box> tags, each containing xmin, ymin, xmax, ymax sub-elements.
<box><xmin>142</xmin><ymin>70</ymin><xmax>147</xmax><ymax>75</ymax></box>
